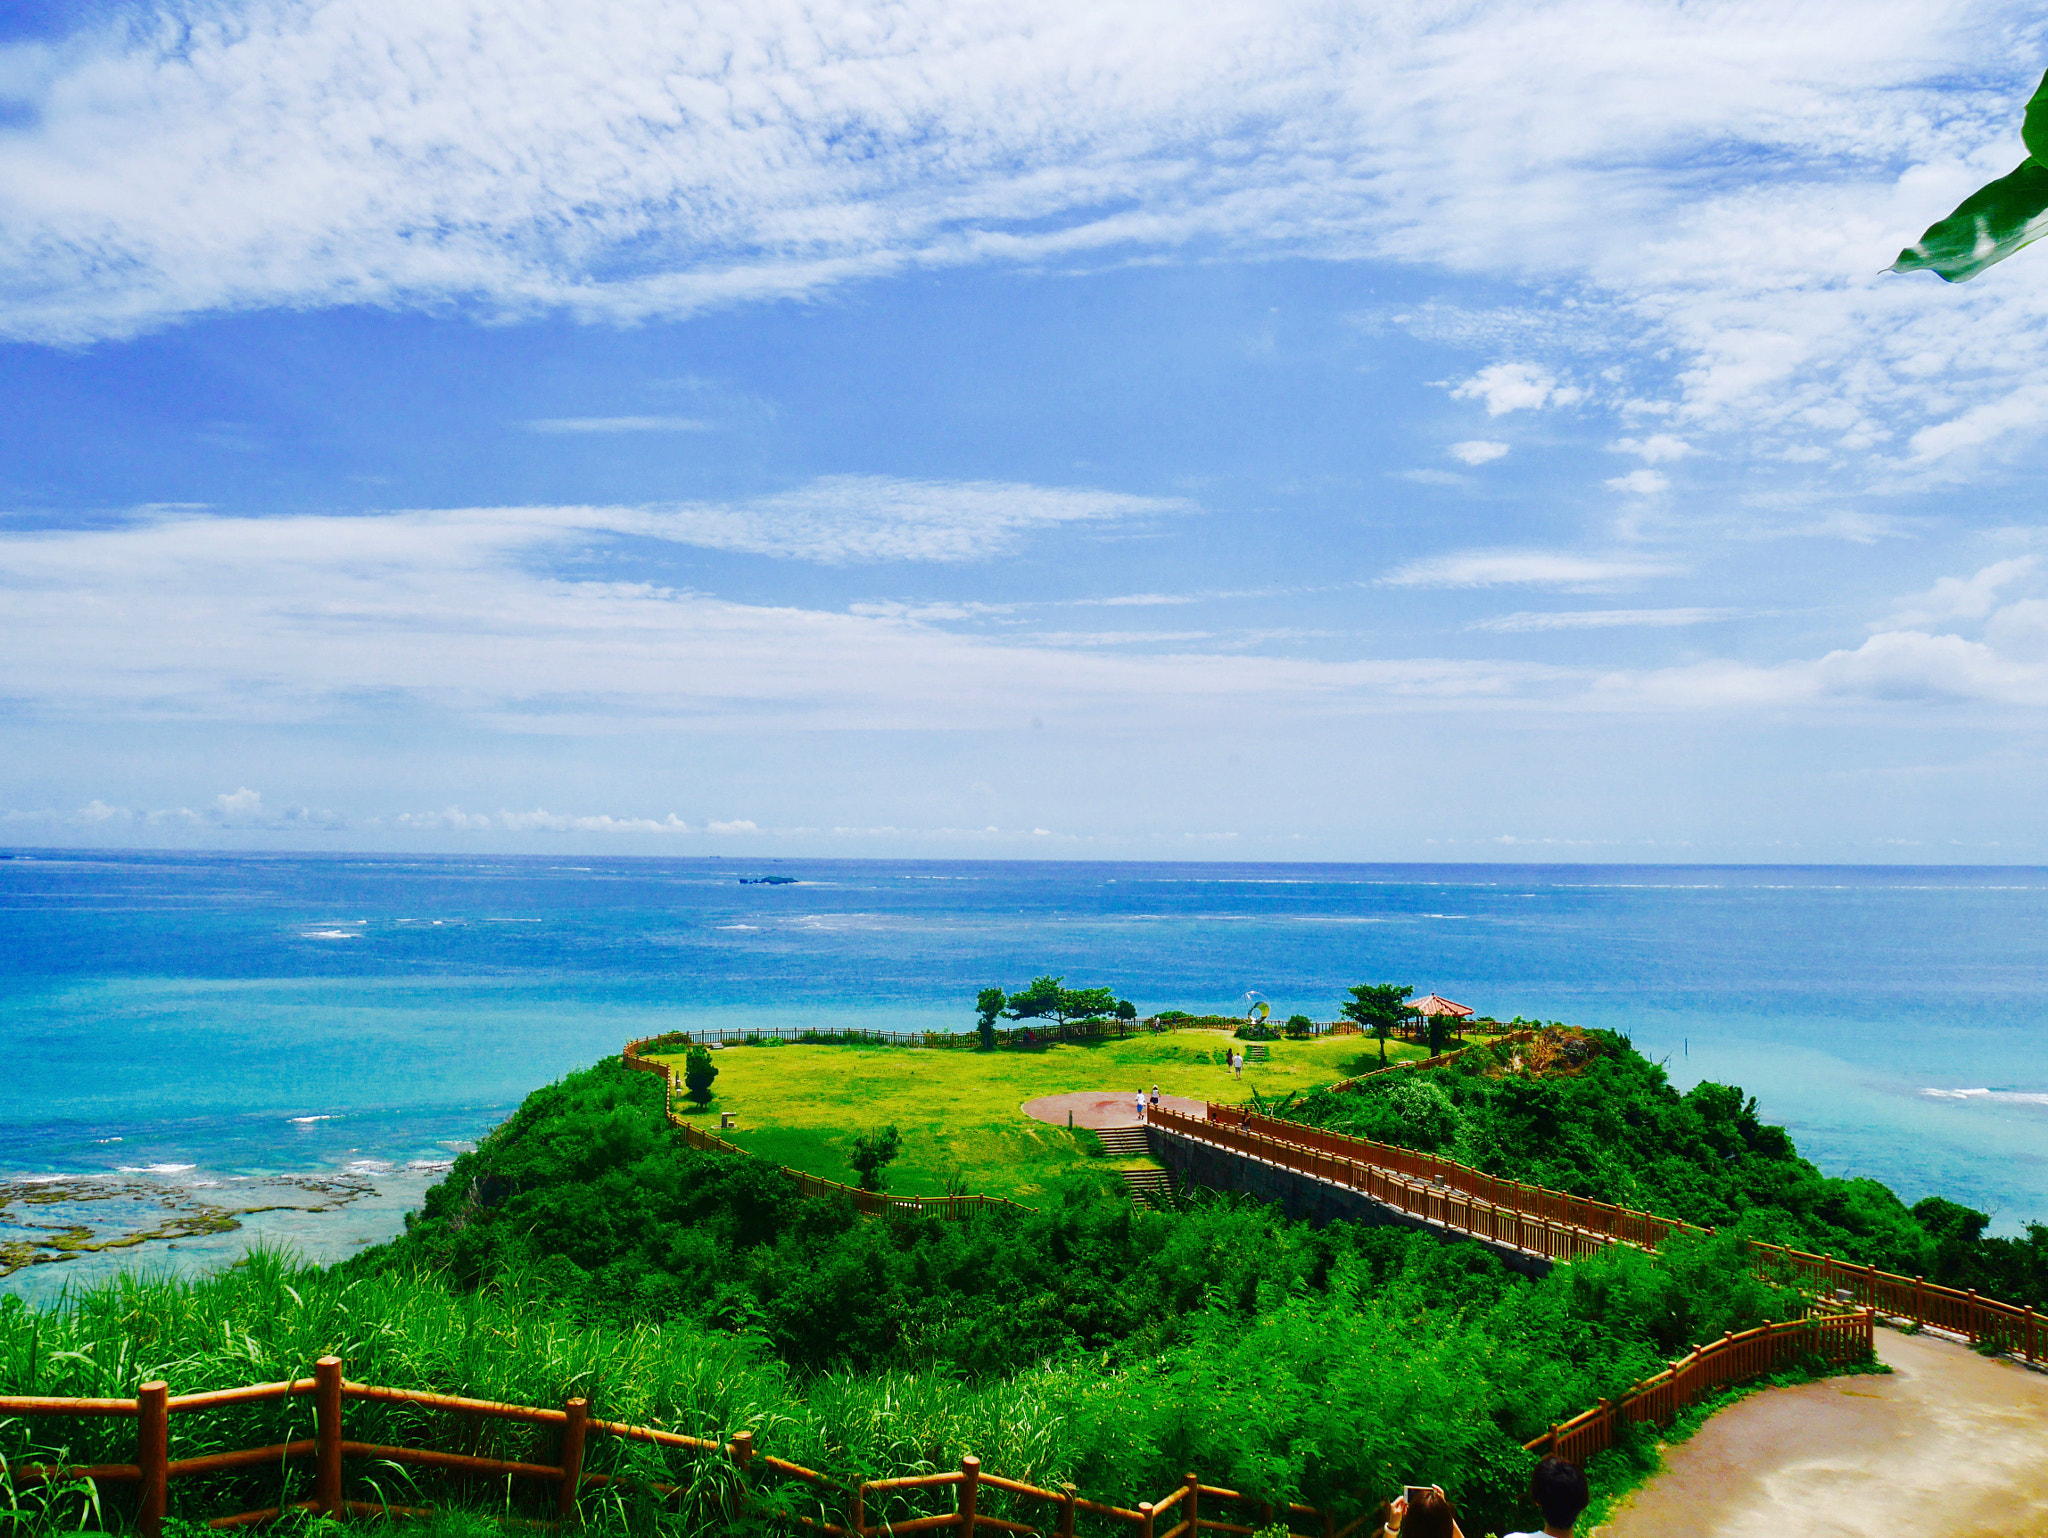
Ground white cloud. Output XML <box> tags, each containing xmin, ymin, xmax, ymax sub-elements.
<box><xmin>523</xmin><ymin>416</ymin><xmax>712</xmax><ymax>434</ymax></box>
<box><xmin>0</xmin><ymin>505</ymin><xmax>1563</xmax><ymax>731</ymax></box>
<box><xmin>391</xmin><ymin>807</ymin><xmax>495</xmax><ymax>831</ymax></box>
<box><xmin>1471</xmin><ymin>607</ymin><xmax>1738</xmax><ymax>633</ymax></box>
<box><xmin>1447</xmin><ymin>440</ymin><xmax>1510</xmax><ymax>465</ymax></box>
<box><xmin>1612</xmin><ymin>435</ymin><xmax>1695</xmax><ymax>463</ymax></box>
<box><xmin>1601</xmin><ymin>629</ymin><xmax>2048</xmax><ymax>710</ymax></box>
<box><xmin>1449</xmin><ymin>364</ymin><xmax>1584</xmax><ymax>417</ymax></box>
<box><xmin>9</xmin><ymin>0</ymin><xmax>2048</xmax><ymax>525</ymax></box>
<box><xmin>495</xmin><ymin>809</ymin><xmax>695</xmax><ymax>833</ymax></box>
<box><xmin>1382</xmin><ymin>550</ymin><xmax>1683</xmax><ymax>589</ymax></box>
<box><xmin>1603</xmin><ymin>469</ymin><xmax>1670</xmax><ymax>496</ymax></box>
<box><xmin>636</xmin><ymin>476</ymin><xmax>1188</xmax><ymax>563</ymax></box>
<box><xmin>1880</xmin><ymin>557</ymin><xmax>2037</xmax><ymax>630</ymax></box>
<box><xmin>39</xmin><ymin>788</ymin><xmax>349</xmax><ymax>829</ymax></box>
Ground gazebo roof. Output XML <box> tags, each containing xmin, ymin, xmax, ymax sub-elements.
<box><xmin>1411</xmin><ymin>994</ymin><xmax>1474</xmax><ymax>1017</ymax></box>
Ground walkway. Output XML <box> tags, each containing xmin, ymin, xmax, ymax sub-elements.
<box><xmin>1599</xmin><ymin>1327</ymin><xmax>2048</xmax><ymax>1537</ymax></box>
<box><xmin>1019</xmin><ymin>1090</ymin><xmax>1207</xmax><ymax>1128</ymax></box>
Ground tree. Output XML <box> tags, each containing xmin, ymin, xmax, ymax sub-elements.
<box><xmin>1057</xmin><ymin>984</ymin><xmax>1117</xmax><ymax>1025</ymax></box>
<box><xmin>848</xmin><ymin>1125</ymin><xmax>903</xmax><ymax>1192</ymax></box>
<box><xmin>1114</xmin><ymin>999</ymin><xmax>1137</xmax><ymax>1022</ymax></box>
<box><xmin>1284</xmin><ymin>1013</ymin><xmax>1315</xmax><ymax>1039</ymax></box>
<box><xmin>1424</xmin><ymin>1009</ymin><xmax>1453</xmax><ymax>1057</ymax></box>
<box><xmin>1004</xmin><ymin>975</ymin><xmax>1063</xmax><ymax>1023</ymax></box>
<box><xmin>1341</xmin><ymin>983</ymin><xmax>1415</xmax><ymax>1067</ymax></box>
<box><xmin>682</xmin><ymin>1045</ymin><xmax>718</xmax><ymax>1107</ymax></box>
<box><xmin>975</xmin><ymin>987</ymin><xmax>1006</xmax><ymax>1050</ymax></box>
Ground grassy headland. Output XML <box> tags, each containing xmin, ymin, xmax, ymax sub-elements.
<box><xmin>649</xmin><ymin>1030</ymin><xmax>1421</xmax><ymax>1200</ymax></box>
<box><xmin>8</xmin><ymin>1026</ymin><xmax>2037</xmax><ymax>1537</ymax></box>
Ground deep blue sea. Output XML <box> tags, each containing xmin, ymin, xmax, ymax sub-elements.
<box><xmin>3</xmin><ymin>851</ymin><xmax>2044</xmax><ymax>1301</ymax></box>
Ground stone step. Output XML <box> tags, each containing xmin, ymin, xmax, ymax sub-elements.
<box><xmin>1120</xmin><ymin>1167</ymin><xmax>1173</xmax><ymax>1206</ymax></box>
<box><xmin>1243</xmin><ymin>1043</ymin><xmax>1270</xmax><ymax>1062</ymax></box>
<box><xmin>1093</xmin><ymin>1126</ymin><xmax>1150</xmax><ymax>1156</ymax></box>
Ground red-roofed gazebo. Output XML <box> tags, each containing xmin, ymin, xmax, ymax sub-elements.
<box><xmin>1409</xmin><ymin>994</ymin><xmax>1474</xmax><ymax>1043</ymax></box>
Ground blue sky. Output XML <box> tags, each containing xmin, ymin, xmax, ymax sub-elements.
<box><xmin>4</xmin><ymin>0</ymin><xmax>2048</xmax><ymax>860</ymax></box>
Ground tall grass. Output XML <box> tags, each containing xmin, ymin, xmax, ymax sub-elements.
<box><xmin>1</xmin><ymin>1229</ymin><xmax>1815</xmax><ymax>1538</ymax></box>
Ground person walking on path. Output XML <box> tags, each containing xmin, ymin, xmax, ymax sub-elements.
<box><xmin>1149</xmin><ymin>1083</ymin><xmax>1161</xmax><ymax>1115</ymax></box>
<box><xmin>1134</xmin><ymin>1089</ymin><xmax>1145</xmax><ymax>1120</ymax></box>
<box><xmin>1232</xmin><ymin>1050</ymin><xmax>1242</xmax><ymax>1078</ymax></box>
<box><xmin>1499</xmin><ymin>1456</ymin><xmax>1586</xmax><ymax>1538</ymax></box>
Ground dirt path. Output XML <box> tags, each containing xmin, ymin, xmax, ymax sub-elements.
<box><xmin>1599</xmin><ymin>1327</ymin><xmax>2048</xmax><ymax>1537</ymax></box>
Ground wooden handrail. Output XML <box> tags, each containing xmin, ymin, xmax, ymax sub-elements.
<box><xmin>342</xmin><ymin>1380</ymin><xmax>570</xmax><ymax>1425</ymax></box>
<box><xmin>169</xmin><ymin>1380</ymin><xmax>312</xmax><ymax>1412</ymax></box>
<box><xmin>0</xmin><ymin>1311</ymin><xmax>1886</xmax><ymax>1538</ymax></box>
<box><xmin>1178</xmin><ymin>1104</ymin><xmax>2040</xmax><ymax>1361</ymax></box>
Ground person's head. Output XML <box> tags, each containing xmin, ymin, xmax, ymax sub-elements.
<box><xmin>1530</xmin><ymin>1455</ymin><xmax>1588</xmax><ymax>1532</ymax></box>
<box><xmin>1402</xmin><ymin>1487</ymin><xmax>1457</xmax><ymax>1538</ymax></box>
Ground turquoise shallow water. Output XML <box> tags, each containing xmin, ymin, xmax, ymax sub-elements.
<box><xmin>2</xmin><ymin>851</ymin><xmax>2043</xmax><ymax>1298</ymax></box>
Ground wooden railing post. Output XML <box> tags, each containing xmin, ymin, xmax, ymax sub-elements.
<box><xmin>136</xmin><ymin>1380</ymin><xmax>169</xmax><ymax>1538</ymax></box>
<box><xmin>960</xmin><ymin>1454</ymin><xmax>980</xmax><ymax>1538</ymax></box>
<box><xmin>1059</xmin><ymin>1482</ymin><xmax>1077</xmax><ymax>1538</ymax></box>
<box><xmin>2026</xmin><ymin>1305</ymin><xmax>2038</xmax><ymax>1364</ymax></box>
<box><xmin>315</xmin><ymin>1355</ymin><xmax>344</xmax><ymax>1517</ymax></box>
<box><xmin>1138</xmin><ymin>1498</ymin><xmax>1154</xmax><ymax>1538</ymax></box>
<box><xmin>1185</xmin><ymin>1473</ymin><xmax>1199</xmax><ymax>1536</ymax></box>
<box><xmin>1914</xmin><ymin>1274</ymin><xmax>1925</xmax><ymax>1324</ymax></box>
<box><xmin>850</xmin><ymin>1480</ymin><xmax>866</xmax><ymax>1537</ymax></box>
<box><xmin>1967</xmin><ymin>1290</ymin><xmax>1980</xmax><ymax>1345</ymax></box>
<box><xmin>727</xmin><ymin>1428</ymin><xmax>754</xmax><ymax>1517</ymax></box>
<box><xmin>557</xmin><ymin>1396</ymin><xmax>589</xmax><ymax>1521</ymax></box>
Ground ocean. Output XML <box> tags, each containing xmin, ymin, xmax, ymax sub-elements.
<box><xmin>3</xmin><ymin>851</ymin><xmax>2043</xmax><ymax>1302</ymax></box>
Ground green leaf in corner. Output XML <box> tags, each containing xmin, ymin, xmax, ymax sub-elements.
<box><xmin>1890</xmin><ymin>157</ymin><xmax>2048</xmax><ymax>282</ymax></box>
<box><xmin>2020</xmin><ymin>67</ymin><xmax>2048</xmax><ymax>165</ymax></box>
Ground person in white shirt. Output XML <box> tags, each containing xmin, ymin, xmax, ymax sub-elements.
<box><xmin>1498</xmin><ymin>1456</ymin><xmax>1588</xmax><ymax>1538</ymax></box>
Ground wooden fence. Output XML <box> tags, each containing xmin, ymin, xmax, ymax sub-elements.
<box><xmin>1523</xmin><ymin>1309</ymin><xmax>1874</xmax><ymax>1466</ymax></box>
<box><xmin>623</xmin><ymin>1038</ymin><xmax>1035</xmax><ymax>1219</ymax></box>
<box><xmin>0</xmin><ymin>1309</ymin><xmax>1879</xmax><ymax>1538</ymax></box>
<box><xmin>1151</xmin><ymin>1107</ymin><xmax>1620</xmax><ymax>1267</ymax></box>
<box><xmin>1203</xmin><ymin>1105</ymin><xmax>1701</xmax><ymax>1250</ymax></box>
<box><xmin>1747</xmin><ymin>1244</ymin><xmax>2043</xmax><ymax>1362</ymax></box>
<box><xmin>0</xmin><ymin>1352</ymin><xmax>1398</xmax><ymax>1538</ymax></box>
<box><xmin>0</xmin><ymin>1356</ymin><xmax>629</xmax><ymax>1537</ymax></box>
<box><xmin>628</xmin><ymin>1018</ymin><xmax>1239</xmax><ymax>1052</ymax></box>
<box><xmin>1195</xmin><ymin>1107</ymin><xmax>2043</xmax><ymax>1366</ymax></box>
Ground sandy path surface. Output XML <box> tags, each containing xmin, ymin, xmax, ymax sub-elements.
<box><xmin>1599</xmin><ymin>1327</ymin><xmax>2048</xmax><ymax>1537</ymax></box>
<box><xmin>1020</xmin><ymin>1091</ymin><xmax>1208</xmax><ymax>1128</ymax></box>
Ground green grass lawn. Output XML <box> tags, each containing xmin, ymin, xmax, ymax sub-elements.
<box><xmin>650</xmin><ymin>1029</ymin><xmax>1428</xmax><ymax>1203</ymax></box>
